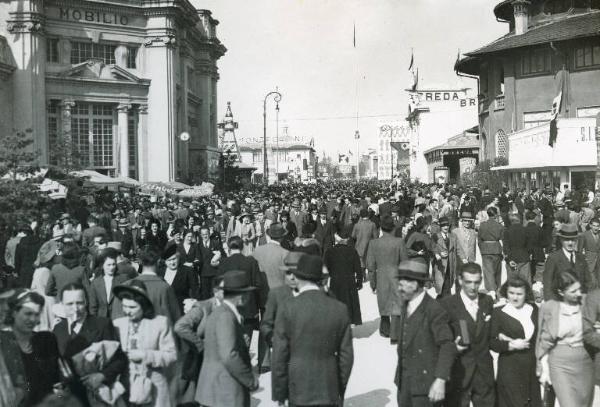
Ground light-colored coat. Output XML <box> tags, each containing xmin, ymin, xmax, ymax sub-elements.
<box><xmin>252</xmin><ymin>242</ymin><xmax>289</xmax><ymax>289</ymax></box>
<box><xmin>366</xmin><ymin>233</ymin><xmax>407</xmax><ymax>316</ymax></box>
<box><xmin>113</xmin><ymin>315</ymin><xmax>177</xmax><ymax>407</ymax></box>
<box><xmin>196</xmin><ymin>304</ymin><xmax>254</xmax><ymax>407</ymax></box>
<box><xmin>352</xmin><ymin>218</ymin><xmax>379</xmax><ymax>265</ymax></box>
<box><xmin>452</xmin><ymin>226</ymin><xmax>477</xmax><ymax>263</ymax></box>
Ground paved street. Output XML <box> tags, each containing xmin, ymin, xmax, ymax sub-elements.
<box><xmin>252</xmin><ymin>286</ymin><xmax>398</xmax><ymax>407</ymax></box>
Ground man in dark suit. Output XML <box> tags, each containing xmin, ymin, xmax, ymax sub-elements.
<box><xmin>440</xmin><ymin>262</ymin><xmax>495</xmax><ymax>407</ymax></box>
<box><xmin>544</xmin><ymin>223</ymin><xmax>593</xmax><ymax>300</ymax></box>
<box><xmin>432</xmin><ymin>217</ymin><xmax>455</xmax><ymax>297</ymax></box>
<box><xmin>162</xmin><ymin>244</ymin><xmax>200</xmax><ymax>313</ymax></box>
<box><xmin>524</xmin><ymin>210</ymin><xmax>544</xmax><ymax>283</ymax></box>
<box><xmin>477</xmin><ymin>207</ymin><xmax>504</xmax><ymax>295</ymax></box>
<box><xmin>54</xmin><ymin>283</ymin><xmax>127</xmax><ymax>407</ymax></box>
<box><xmin>272</xmin><ymin>255</ymin><xmax>354</xmax><ymax>407</ymax></box>
<box><xmin>395</xmin><ymin>259</ymin><xmax>456</xmax><ymax>406</ymax></box>
<box><xmin>503</xmin><ymin>213</ymin><xmax>531</xmax><ymax>282</ymax></box>
<box><xmin>314</xmin><ymin>207</ymin><xmax>335</xmax><ymax>254</ymax></box>
<box><xmin>198</xmin><ymin>225</ymin><xmax>225</xmax><ymax>300</ymax></box>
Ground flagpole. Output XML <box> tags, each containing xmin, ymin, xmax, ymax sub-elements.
<box><xmin>354</xmin><ymin>20</ymin><xmax>360</xmax><ymax>181</ymax></box>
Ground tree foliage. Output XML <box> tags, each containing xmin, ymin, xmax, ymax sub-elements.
<box><xmin>460</xmin><ymin>157</ymin><xmax>508</xmax><ymax>190</ymax></box>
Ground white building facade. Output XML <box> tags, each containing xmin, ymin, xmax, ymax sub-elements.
<box><xmin>0</xmin><ymin>0</ymin><xmax>225</xmax><ymax>183</ymax></box>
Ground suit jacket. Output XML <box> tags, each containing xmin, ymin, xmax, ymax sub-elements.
<box><xmin>196</xmin><ymin>304</ymin><xmax>255</xmax><ymax>407</ymax></box>
<box><xmin>432</xmin><ymin>231</ymin><xmax>456</xmax><ymax>277</ymax></box>
<box><xmin>503</xmin><ymin>223</ymin><xmax>530</xmax><ymax>263</ymax></box>
<box><xmin>88</xmin><ymin>273</ymin><xmax>129</xmax><ymax>320</ymax></box>
<box><xmin>352</xmin><ymin>218</ymin><xmax>379</xmax><ymax>260</ymax></box>
<box><xmin>134</xmin><ymin>274</ymin><xmax>182</xmax><ymax>323</ymax></box>
<box><xmin>46</xmin><ymin>264</ymin><xmax>90</xmax><ymax>297</ymax></box>
<box><xmin>198</xmin><ymin>238</ymin><xmax>224</xmax><ymax>277</ymax></box>
<box><xmin>366</xmin><ymin>233</ymin><xmax>408</xmax><ymax>316</ymax></box>
<box><xmin>524</xmin><ymin>222</ymin><xmax>545</xmax><ymax>262</ymax></box>
<box><xmin>395</xmin><ymin>293</ymin><xmax>456</xmax><ymax>395</ymax></box>
<box><xmin>579</xmin><ymin>230</ymin><xmax>600</xmax><ymax>275</ymax></box>
<box><xmin>272</xmin><ymin>289</ymin><xmax>353</xmax><ymax>405</ymax></box>
<box><xmin>452</xmin><ymin>226</ymin><xmax>477</xmax><ymax>263</ymax></box>
<box><xmin>252</xmin><ymin>242</ymin><xmax>289</xmax><ymax>289</ymax></box>
<box><xmin>477</xmin><ymin>219</ymin><xmax>504</xmax><ymax>255</ymax></box>
<box><xmin>543</xmin><ymin>249</ymin><xmax>592</xmax><ymax>300</ymax></box>
<box><xmin>54</xmin><ymin>316</ymin><xmax>127</xmax><ymax>406</ymax></box>
<box><xmin>174</xmin><ymin>297</ymin><xmax>219</xmax><ymax>352</ymax></box>
<box><xmin>260</xmin><ymin>285</ymin><xmax>293</xmax><ymax>346</ymax></box>
<box><xmin>167</xmin><ymin>266</ymin><xmax>200</xmax><ymax>313</ymax></box>
<box><xmin>315</xmin><ymin>220</ymin><xmax>335</xmax><ymax>254</ymax></box>
<box><xmin>218</xmin><ymin>253</ymin><xmax>269</xmax><ymax>320</ymax></box>
<box><xmin>290</xmin><ymin>210</ymin><xmax>308</xmax><ymax>236</ymax></box>
<box><xmin>439</xmin><ymin>293</ymin><xmax>495</xmax><ymax>390</ymax></box>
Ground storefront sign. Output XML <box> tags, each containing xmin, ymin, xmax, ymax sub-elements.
<box><xmin>409</xmin><ymin>91</ymin><xmax>477</xmax><ymax>108</ymax></box>
<box><xmin>57</xmin><ymin>8</ymin><xmax>130</xmax><ymax>26</ymax></box>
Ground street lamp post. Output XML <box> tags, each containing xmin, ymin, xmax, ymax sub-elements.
<box><xmin>263</xmin><ymin>89</ymin><xmax>282</xmax><ymax>185</ymax></box>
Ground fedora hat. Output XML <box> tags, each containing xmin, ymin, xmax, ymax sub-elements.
<box><xmin>266</xmin><ymin>223</ymin><xmax>288</xmax><ymax>239</ymax></box>
<box><xmin>556</xmin><ymin>223</ymin><xmax>580</xmax><ymax>239</ymax></box>
<box><xmin>292</xmin><ymin>255</ymin><xmax>325</xmax><ymax>281</ymax></box>
<box><xmin>438</xmin><ymin>216</ymin><xmax>450</xmax><ymax>227</ymax></box>
<box><xmin>397</xmin><ymin>259</ymin><xmax>430</xmax><ymax>282</ymax></box>
<box><xmin>460</xmin><ymin>211</ymin><xmax>474</xmax><ymax>220</ymax></box>
<box><xmin>113</xmin><ymin>280</ymin><xmax>153</xmax><ymax>308</ymax></box>
<box><xmin>279</xmin><ymin>251</ymin><xmax>306</xmax><ymax>273</ymax></box>
<box><xmin>220</xmin><ymin>270</ymin><xmax>256</xmax><ymax>294</ymax></box>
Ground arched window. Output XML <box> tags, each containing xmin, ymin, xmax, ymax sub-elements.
<box><xmin>496</xmin><ymin>130</ymin><xmax>508</xmax><ymax>158</ymax></box>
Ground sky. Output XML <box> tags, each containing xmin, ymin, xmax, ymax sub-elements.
<box><xmin>193</xmin><ymin>0</ymin><xmax>507</xmax><ymax>157</ymax></box>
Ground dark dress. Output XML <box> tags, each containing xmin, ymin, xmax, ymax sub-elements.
<box><xmin>323</xmin><ymin>242</ymin><xmax>362</xmax><ymax>325</ymax></box>
<box><xmin>14</xmin><ymin>235</ymin><xmax>42</xmax><ymax>288</ymax></box>
<box><xmin>490</xmin><ymin>304</ymin><xmax>542</xmax><ymax>407</ymax></box>
<box><xmin>0</xmin><ymin>330</ymin><xmax>61</xmax><ymax>406</ymax></box>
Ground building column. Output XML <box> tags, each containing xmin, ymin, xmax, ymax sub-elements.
<box><xmin>61</xmin><ymin>99</ymin><xmax>75</xmax><ymax>167</ymax></box>
<box><xmin>137</xmin><ymin>104</ymin><xmax>148</xmax><ymax>182</ymax></box>
<box><xmin>117</xmin><ymin>104</ymin><xmax>131</xmax><ymax>178</ymax></box>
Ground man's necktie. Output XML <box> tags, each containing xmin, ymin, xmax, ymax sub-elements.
<box><xmin>570</xmin><ymin>252</ymin><xmax>575</xmax><ymax>265</ymax></box>
<box><xmin>70</xmin><ymin>321</ymin><xmax>78</xmax><ymax>338</ymax></box>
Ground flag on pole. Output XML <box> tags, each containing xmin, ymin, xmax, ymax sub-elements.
<box><xmin>348</xmin><ymin>150</ymin><xmax>353</xmax><ymax>156</ymax></box>
<box><xmin>549</xmin><ymin>69</ymin><xmax>565</xmax><ymax>147</ymax></box>
<box><xmin>338</xmin><ymin>153</ymin><xmax>347</xmax><ymax>163</ymax></box>
<box><xmin>453</xmin><ymin>49</ymin><xmax>461</xmax><ymax>73</ymax></box>
<box><xmin>408</xmin><ymin>49</ymin><xmax>414</xmax><ymax>71</ymax></box>
<box><xmin>353</xmin><ymin>22</ymin><xmax>356</xmax><ymax>48</ymax></box>
<box><xmin>411</xmin><ymin>68</ymin><xmax>419</xmax><ymax>91</ymax></box>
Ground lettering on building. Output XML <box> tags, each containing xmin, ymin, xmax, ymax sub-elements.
<box><xmin>59</xmin><ymin>8</ymin><xmax>129</xmax><ymax>26</ymax></box>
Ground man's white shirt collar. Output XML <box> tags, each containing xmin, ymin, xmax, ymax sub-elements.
<box><xmin>223</xmin><ymin>299</ymin><xmax>243</xmax><ymax>324</ymax></box>
<box><xmin>407</xmin><ymin>290</ymin><xmax>426</xmax><ymax>317</ymax></box>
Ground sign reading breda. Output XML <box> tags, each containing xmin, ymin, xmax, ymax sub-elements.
<box><xmin>57</xmin><ymin>7</ymin><xmax>130</xmax><ymax>25</ymax></box>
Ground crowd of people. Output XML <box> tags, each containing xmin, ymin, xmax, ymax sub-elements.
<box><xmin>1</xmin><ymin>179</ymin><xmax>600</xmax><ymax>406</ymax></box>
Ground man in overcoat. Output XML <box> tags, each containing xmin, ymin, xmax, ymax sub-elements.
<box><xmin>395</xmin><ymin>259</ymin><xmax>456</xmax><ymax>407</ymax></box>
<box><xmin>272</xmin><ymin>255</ymin><xmax>354</xmax><ymax>407</ymax></box>
<box><xmin>366</xmin><ymin>215</ymin><xmax>408</xmax><ymax>338</ymax></box>
<box><xmin>544</xmin><ymin>223</ymin><xmax>593</xmax><ymax>300</ymax></box>
<box><xmin>432</xmin><ymin>217</ymin><xmax>455</xmax><ymax>297</ymax></box>
<box><xmin>196</xmin><ymin>270</ymin><xmax>259</xmax><ymax>407</ymax></box>
<box><xmin>252</xmin><ymin>223</ymin><xmax>289</xmax><ymax>289</ymax></box>
<box><xmin>439</xmin><ymin>262</ymin><xmax>495</xmax><ymax>407</ymax></box>
<box><xmin>579</xmin><ymin>217</ymin><xmax>600</xmax><ymax>285</ymax></box>
<box><xmin>352</xmin><ymin>208</ymin><xmax>379</xmax><ymax>279</ymax></box>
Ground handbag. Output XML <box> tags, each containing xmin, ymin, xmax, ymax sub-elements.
<box><xmin>129</xmin><ymin>363</ymin><xmax>153</xmax><ymax>405</ymax></box>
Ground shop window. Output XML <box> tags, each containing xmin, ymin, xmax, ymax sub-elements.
<box><xmin>522</xmin><ymin>49</ymin><xmax>552</xmax><ymax>76</ymax></box>
<box><xmin>47</xmin><ymin>39</ymin><xmax>59</xmax><ymax>63</ymax></box>
<box><xmin>71</xmin><ymin>42</ymin><xmax>117</xmax><ymax>65</ymax></box>
<box><xmin>575</xmin><ymin>43</ymin><xmax>600</xmax><ymax>68</ymax></box>
<box><xmin>127</xmin><ymin>46</ymin><xmax>137</xmax><ymax>69</ymax></box>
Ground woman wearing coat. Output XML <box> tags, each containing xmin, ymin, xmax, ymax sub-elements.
<box><xmin>490</xmin><ymin>277</ymin><xmax>542</xmax><ymax>407</ymax></box>
<box><xmin>113</xmin><ymin>280</ymin><xmax>177</xmax><ymax>407</ymax></box>
<box><xmin>537</xmin><ymin>272</ymin><xmax>594</xmax><ymax>407</ymax></box>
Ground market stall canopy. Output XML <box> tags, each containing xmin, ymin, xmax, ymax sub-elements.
<box><xmin>178</xmin><ymin>182</ymin><xmax>215</xmax><ymax>198</ymax></box>
<box><xmin>164</xmin><ymin>181</ymin><xmax>191</xmax><ymax>190</ymax></box>
<box><xmin>70</xmin><ymin>170</ymin><xmax>141</xmax><ymax>189</ymax></box>
<box><xmin>139</xmin><ymin>182</ymin><xmax>179</xmax><ymax>196</ymax></box>
<box><xmin>39</xmin><ymin>178</ymin><xmax>68</xmax><ymax>200</ymax></box>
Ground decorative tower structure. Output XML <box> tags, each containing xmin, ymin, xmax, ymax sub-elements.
<box><xmin>218</xmin><ymin>101</ymin><xmax>240</xmax><ymax>161</ymax></box>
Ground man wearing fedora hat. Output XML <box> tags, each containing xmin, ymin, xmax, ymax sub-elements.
<box><xmin>544</xmin><ymin>223</ymin><xmax>593</xmax><ymax>300</ymax></box>
<box><xmin>395</xmin><ymin>259</ymin><xmax>456</xmax><ymax>407</ymax></box>
<box><xmin>272</xmin><ymin>255</ymin><xmax>354</xmax><ymax>407</ymax></box>
<box><xmin>196</xmin><ymin>270</ymin><xmax>259</xmax><ymax>407</ymax></box>
<box><xmin>252</xmin><ymin>223</ymin><xmax>290</xmax><ymax>289</ymax></box>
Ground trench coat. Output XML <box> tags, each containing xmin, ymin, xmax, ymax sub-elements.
<box><xmin>113</xmin><ymin>315</ymin><xmax>177</xmax><ymax>407</ymax></box>
<box><xmin>366</xmin><ymin>233</ymin><xmax>408</xmax><ymax>316</ymax></box>
<box><xmin>324</xmin><ymin>243</ymin><xmax>363</xmax><ymax>325</ymax></box>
